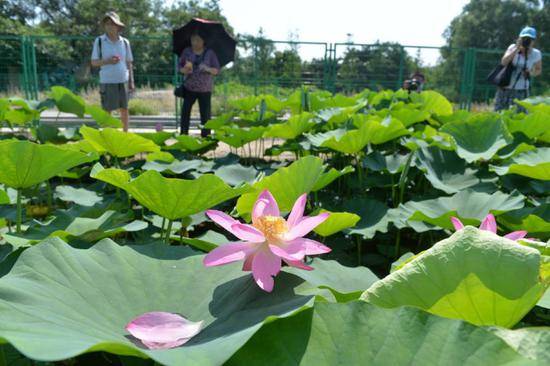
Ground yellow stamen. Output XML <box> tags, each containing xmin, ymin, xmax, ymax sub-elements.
<box><xmin>253</xmin><ymin>216</ymin><xmax>288</xmax><ymax>241</ymax></box>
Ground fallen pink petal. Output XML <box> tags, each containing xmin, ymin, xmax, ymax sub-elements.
<box><xmin>125</xmin><ymin>312</ymin><xmax>203</xmax><ymax>350</ymax></box>
<box><xmin>204</xmin><ymin>190</ymin><xmax>331</xmax><ymax>292</ymax></box>
<box><xmin>450</xmin><ymin>214</ymin><xmax>528</xmax><ymax>241</ymax></box>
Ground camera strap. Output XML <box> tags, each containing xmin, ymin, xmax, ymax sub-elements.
<box><xmin>511</xmin><ymin>51</ymin><xmax>528</xmax><ymax>90</ymax></box>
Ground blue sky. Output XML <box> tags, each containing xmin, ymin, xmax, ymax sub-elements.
<box><xmin>218</xmin><ymin>0</ymin><xmax>471</xmax><ymax>64</ymax></box>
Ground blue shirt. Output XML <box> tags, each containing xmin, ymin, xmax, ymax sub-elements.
<box><xmin>91</xmin><ymin>34</ymin><xmax>133</xmax><ymax>84</ymax></box>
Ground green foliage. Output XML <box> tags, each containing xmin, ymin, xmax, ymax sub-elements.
<box><xmin>91</xmin><ymin>165</ymin><xmax>250</xmax><ymax>220</ymax></box>
<box><xmin>362</xmin><ymin>227</ymin><xmax>547</xmax><ymax>327</ymax></box>
<box><xmin>80</xmin><ymin>125</ymin><xmax>160</xmax><ymax>157</ymax></box>
<box><xmin>0</xmin><ymin>140</ymin><xmax>96</xmax><ymax>189</ymax></box>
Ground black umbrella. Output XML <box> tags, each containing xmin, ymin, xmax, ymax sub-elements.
<box><xmin>172</xmin><ymin>18</ymin><xmax>236</xmax><ymax>67</ymax></box>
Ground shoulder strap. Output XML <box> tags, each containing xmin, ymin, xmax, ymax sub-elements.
<box><xmin>124</xmin><ymin>38</ymin><xmax>129</xmax><ymax>59</ymax></box>
<box><xmin>97</xmin><ymin>36</ymin><xmax>102</xmax><ymax>60</ymax></box>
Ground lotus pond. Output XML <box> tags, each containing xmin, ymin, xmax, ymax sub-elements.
<box><xmin>0</xmin><ymin>87</ymin><xmax>548</xmax><ymax>365</ymax></box>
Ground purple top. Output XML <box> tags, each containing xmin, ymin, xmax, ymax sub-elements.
<box><xmin>179</xmin><ymin>47</ymin><xmax>220</xmax><ymax>93</ymax></box>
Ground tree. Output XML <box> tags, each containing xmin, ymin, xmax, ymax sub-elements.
<box><xmin>337</xmin><ymin>42</ymin><xmax>418</xmax><ymax>92</ymax></box>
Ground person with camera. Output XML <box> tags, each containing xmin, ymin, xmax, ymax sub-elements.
<box><xmin>178</xmin><ymin>31</ymin><xmax>220</xmax><ymax>136</ymax></box>
<box><xmin>403</xmin><ymin>71</ymin><xmax>425</xmax><ymax>93</ymax></box>
<box><xmin>494</xmin><ymin>26</ymin><xmax>542</xmax><ymax>112</ymax></box>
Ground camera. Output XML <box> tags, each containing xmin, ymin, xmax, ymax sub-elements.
<box><xmin>404</xmin><ymin>78</ymin><xmax>420</xmax><ymax>92</ymax></box>
<box><xmin>521</xmin><ymin>37</ymin><xmax>532</xmax><ymax>48</ymax></box>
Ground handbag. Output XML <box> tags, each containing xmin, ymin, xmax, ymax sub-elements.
<box><xmin>487</xmin><ymin>62</ymin><xmax>514</xmax><ymax>87</ymax></box>
<box><xmin>174</xmin><ymin>83</ymin><xmax>186</xmax><ymax>98</ymax></box>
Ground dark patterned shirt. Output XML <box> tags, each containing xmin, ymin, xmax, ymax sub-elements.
<box><xmin>179</xmin><ymin>47</ymin><xmax>220</xmax><ymax>93</ymax></box>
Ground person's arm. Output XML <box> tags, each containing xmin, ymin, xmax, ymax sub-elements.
<box><xmin>200</xmin><ymin>50</ymin><xmax>220</xmax><ymax>75</ymax></box>
<box><xmin>127</xmin><ymin>61</ymin><xmax>135</xmax><ymax>91</ymax></box>
<box><xmin>501</xmin><ymin>42</ymin><xmax>519</xmax><ymax>65</ymax></box>
<box><xmin>531</xmin><ymin>60</ymin><xmax>542</xmax><ymax>77</ymax></box>
<box><xmin>126</xmin><ymin>41</ymin><xmax>135</xmax><ymax>91</ymax></box>
<box><xmin>178</xmin><ymin>51</ymin><xmax>193</xmax><ymax>75</ymax></box>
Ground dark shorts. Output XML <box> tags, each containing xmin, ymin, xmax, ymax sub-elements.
<box><xmin>100</xmin><ymin>83</ymin><xmax>128</xmax><ymax>111</ymax></box>
<box><xmin>494</xmin><ymin>88</ymin><xmax>529</xmax><ymax>112</ymax></box>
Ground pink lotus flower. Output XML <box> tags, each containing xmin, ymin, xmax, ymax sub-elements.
<box><xmin>204</xmin><ymin>190</ymin><xmax>331</xmax><ymax>292</ymax></box>
<box><xmin>451</xmin><ymin>213</ymin><xmax>527</xmax><ymax>241</ymax></box>
<box><xmin>125</xmin><ymin>312</ymin><xmax>203</xmax><ymax>350</ymax></box>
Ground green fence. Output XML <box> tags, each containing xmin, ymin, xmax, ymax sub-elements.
<box><xmin>1</xmin><ymin>35</ymin><xmax>548</xmax><ymax>110</ymax></box>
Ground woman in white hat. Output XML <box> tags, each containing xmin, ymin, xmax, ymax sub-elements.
<box><xmin>494</xmin><ymin>26</ymin><xmax>542</xmax><ymax>112</ymax></box>
<box><xmin>91</xmin><ymin>11</ymin><xmax>134</xmax><ymax>131</ymax></box>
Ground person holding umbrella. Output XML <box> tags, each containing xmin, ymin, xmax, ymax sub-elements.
<box><xmin>173</xmin><ymin>18</ymin><xmax>236</xmax><ymax>136</ymax></box>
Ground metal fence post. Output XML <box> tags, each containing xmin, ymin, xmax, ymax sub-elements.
<box><xmin>252</xmin><ymin>38</ymin><xmax>258</xmax><ymax>96</ymax></box>
<box><xmin>397</xmin><ymin>46</ymin><xmax>405</xmax><ymax>90</ymax></box>
<box><xmin>29</xmin><ymin>36</ymin><xmax>39</xmax><ymax>99</ymax></box>
<box><xmin>20</xmin><ymin>36</ymin><xmax>30</xmax><ymax>100</ymax></box>
<box><xmin>459</xmin><ymin>48</ymin><xmax>473</xmax><ymax>109</ymax></box>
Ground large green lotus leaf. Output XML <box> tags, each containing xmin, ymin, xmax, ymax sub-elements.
<box><xmin>229</xmin><ymin>95</ymin><xmax>260</xmax><ymax>111</ymax></box>
<box><xmin>2</xmin><ymin>210</ymin><xmax>147</xmax><ymax>246</ymax></box>
<box><xmin>496</xmin><ymin>133</ymin><xmax>536</xmax><ymax>159</ymax></box>
<box><xmin>416</xmin><ymin>146</ymin><xmax>486</xmax><ymax>194</ymax></box>
<box><xmin>92</xmin><ymin>166</ymin><xmax>250</xmax><ymax>220</ymax></box>
<box><xmin>491</xmin><ymin>148</ymin><xmax>550</xmax><ymax>181</ymax></box>
<box><xmin>142</xmin><ymin>159</ymin><xmax>205</xmax><ymax>175</ymax></box>
<box><xmin>261</xmin><ymin>94</ymin><xmax>285</xmax><ymax>112</ymax></box>
<box><xmin>361</xmin><ymin>227</ymin><xmax>546</xmax><ymax>327</ymax></box>
<box><xmin>498</xmin><ymin>204</ymin><xmax>550</xmax><ymax>241</ymax></box>
<box><xmin>310</xmin><ymin>93</ymin><xmax>357</xmax><ymax>111</ymax></box>
<box><xmin>165</xmin><ymin>135</ymin><xmax>217</xmax><ymax>153</ymax></box>
<box><xmin>0</xmin><ymin>244</ymin><xmax>13</xmax><ymax>264</ymax></box>
<box><xmin>353</xmin><ymin>115</ymin><xmax>410</xmax><ymax>144</ymax></box>
<box><xmin>440</xmin><ymin>113</ymin><xmax>513</xmax><ymax>163</ymax></box>
<box><xmin>50</xmin><ymin>86</ymin><xmax>86</xmax><ymax>117</ymax></box>
<box><xmin>146</xmin><ymin>151</ymin><xmax>175</xmax><ymax>163</ymax></box>
<box><xmin>179</xmin><ymin>230</ymin><xmax>229</xmax><ymax>252</ymax></box>
<box><xmin>0</xmin><ymin>140</ymin><xmax>97</xmax><ymax>189</ymax></box>
<box><xmin>320</xmin><ymin>116</ymin><xmax>409</xmax><ymax>154</ymax></box>
<box><xmin>264</xmin><ymin>112</ymin><xmax>315</xmax><ymax>139</ymax></box>
<box><xmin>490</xmin><ymin>327</ymin><xmax>550</xmax><ymax>363</ymax></box>
<box><xmin>0</xmin><ymin>239</ymin><xmax>315</xmax><ymax>365</ymax></box>
<box><xmin>305</xmin><ymin>129</ymin><xmax>346</xmax><ymax>148</ymax></box>
<box><xmin>389</xmin><ymin>105</ymin><xmax>430</xmax><ymax>127</ymax></box>
<box><xmin>228</xmin><ymin>301</ymin><xmax>549</xmax><ymax>366</ymax></box>
<box><xmin>213</xmin><ymin>163</ymin><xmax>259</xmax><ymax>186</ymax></box>
<box><xmin>363</xmin><ymin>152</ymin><xmax>411</xmax><ymax>174</ymax></box>
<box><xmin>538</xmin><ymin>290</ymin><xmax>550</xmax><ymax>309</ymax></box>
<box><xmin>138</xmin><ymin>131</ymin><xmax>174</xmax><ymax>146</ymax></box>
<box><xmin>1</xmin><ymin>98</ymin><xmax>41</xmax><ymax>126</ymax></box>
<box><xmin>392</xmin><ymin>189</ymin><xmax>525</xmax><ymax>232</ymax></box>
<box><xmin>315</xmin><ymin>103</ymin><xmax>366</xmax><ymax>128</ymax></box>
<box><xmin>0</xmin><ymin>189</ymin><xmax>9</xmax><ymax>205</ymax></box>
<box><xmin>403</xmin><ymin>126</ymin><xmax>455</xmax><ymax>152</ymax></box>
<box><xmin>313</xmin><ymin>210</ymin><xmax>360</xmax><ymax>237</ymax></box>
<box><xmin>284</xmin><ymin>259</ymin><xmax>379</xmax><ymax>302</ymax></box>
<box><xmin>342</xmin><ymin>198</ymin><xmax>391</xmax><ymax>239</ymax></box>
<box><xmin>85</xmin><ymin>104</ymin><xmax>122</xmax><ymax>128</ymax></box>
<box><xmin>506</xmin><ymin>111</ymin><xmax>550</xmax><ymax>140</ymax></box>
<box><xmin>204</xmin><ymin>112</ymin><xmax>235</xmax><ymax>129</ymax></box>
<box><xmin>214</xmin><ymin>126</ymin><xmax>267</xmax><ymax>148</ymax></box>
<box><xmin>410</xmin><ymin>90</ymin><xmax>453</xmax><ymax>116</ymax></box>
<box><xmin>80</xmin><ymin>126</ymin><xmax>160</xmax><ymax>158</ymax></box>
<box><xmin>55</xmin><ymin>185</ymin><xmax>103</xmax><ymax>207</ymax></box>
<box><xmin>236</xmin><ymin>156</ymin><xmax>353</xmax><ymax>219</ymax></box>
